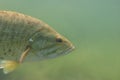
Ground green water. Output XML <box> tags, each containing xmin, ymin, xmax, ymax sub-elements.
<box><xmin>0</xmin><ymin>0</ymin><xmax>120</xmax><ymax>80</ymax></box>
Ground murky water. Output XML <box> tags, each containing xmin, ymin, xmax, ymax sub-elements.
<box><xmin>0</xmin><ymin>0</ymin><xmax>120</xmax><ymax>80</ymax></box>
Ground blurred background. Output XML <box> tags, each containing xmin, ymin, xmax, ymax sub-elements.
<box><xmin>0</xmin><ymin>0</ymin><xmax>120</xmax><ymax>80</ymax></box>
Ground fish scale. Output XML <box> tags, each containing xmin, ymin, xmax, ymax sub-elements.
<box><xmin>0</xmin><ymin>11</ymin><xmax>37</xmax><ymax>60</ymax></box>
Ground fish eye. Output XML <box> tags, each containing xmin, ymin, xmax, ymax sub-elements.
<box><xmin>56</xmin><ymin>38</ymin><xmax>63</xmax><ymax>43</ymax></box>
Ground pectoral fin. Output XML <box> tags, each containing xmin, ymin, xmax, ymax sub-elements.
<box><xmin>0</xmin><ymin>47</ymin><xmax>30</xmax><ymax>74</ymax></box>
<box><xmin>0</xmin><ymin>60</ymin><xmax>19</xmax><ymax>74</ymax></box>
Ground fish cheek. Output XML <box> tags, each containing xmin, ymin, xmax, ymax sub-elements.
<box><xmin>30</xmin><ymin>42</ymin><xmax>39</xmax><ymax>51</ymax></box>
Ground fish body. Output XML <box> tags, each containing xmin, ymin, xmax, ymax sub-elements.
<box><xmin>0</xmin><ymin>11</ymin><xmax>74</xmax><ymax>74</ymax></box>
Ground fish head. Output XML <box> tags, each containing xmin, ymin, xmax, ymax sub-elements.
<box><xmin>29</xmin><ymin>24</ymin><xmax>75</xmax><ymax>59</ymax></box>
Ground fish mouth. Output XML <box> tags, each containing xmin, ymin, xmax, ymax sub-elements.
<box><xmin>45</xmin><ymin>45</ymin><xmax>75</xmax><ymax>59</ymax></box>
<box><xmin>62</xmin><ymin>45</ymin><xmax>75</xmax><ymax>55</ymax></box>
<box><xmin>34</xmin><ymin>43</ymin><xmax>75</xmax><ymax>59</ymax></box>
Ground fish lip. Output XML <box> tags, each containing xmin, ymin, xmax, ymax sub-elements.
<box><xmin>69</xmin><ymin>45</ymin><xmax>75</xmax><ymax>52</ymax></box>
<box><xmin>69</xmin><ymin>43</ymin><xmax>75</xmax><ymax>51</ymax></box>
<box><xmin>71</xmin><ymin>45</ymin><xmax>75</xmax><ymax>50</ymax></box>
<box><xmin>63</xmin><ymin>45</ymin><xmax>75</xmax><ymax>55</ymax></box>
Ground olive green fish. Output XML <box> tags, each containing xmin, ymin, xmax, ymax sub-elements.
<box><xmin>0</xmin><ymin>11</ymin><xmax>74</xmax><ymax>74</ymax></box>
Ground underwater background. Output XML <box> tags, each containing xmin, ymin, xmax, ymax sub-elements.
<box><xmin>0</xmin><ymin>0</ymin><xmax>120</xmax><ymax>80</ymax></box>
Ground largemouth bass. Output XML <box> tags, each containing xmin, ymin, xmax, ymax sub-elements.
<box><xmin>0</xmin><ymin>11</ymin><xmax>74</xmax><ymax>74</ymax></box>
